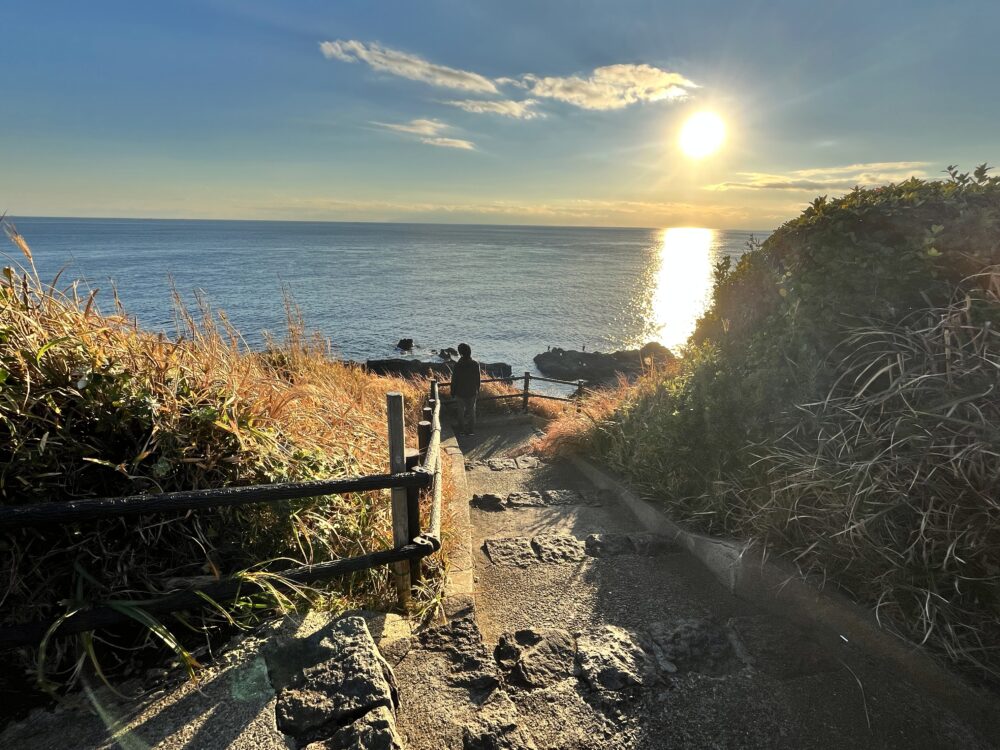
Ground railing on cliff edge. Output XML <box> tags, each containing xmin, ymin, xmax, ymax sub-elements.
<box><xmin>0</xmin><ymin>381</ymin><xmax>446</xmax><ymax>650</ymax></box>
<box><xmin>438</xmin><ymin>371</ymin><xmax>589</xmax><ymax>414</ymax></box>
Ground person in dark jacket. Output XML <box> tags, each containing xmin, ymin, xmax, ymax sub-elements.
<box><xmin>450</xmin><ymin>342</ymin><xmax>481</xmax><ymax>435</ymax></box>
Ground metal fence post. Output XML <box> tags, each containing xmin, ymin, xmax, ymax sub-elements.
<box><xmin>576</xmin><ymin>380</ymin><xmax>584</xmax><ymax>414</ymax></box>
<box><xmin>522</xmin><ymin>372</ymin><xmax>531</xmax><ymax>412</ymax></box>
<box><xmin>386</xmin><ymin>392</ymin><xmax>411</xmax><ymax>607</ymax></box>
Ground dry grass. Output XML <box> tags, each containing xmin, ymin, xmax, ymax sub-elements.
<box><xmin>538</xmin><ymin>282</ymin><xmax>1000</xmax><ymax>678</ymax></box>
<box><xmin>0</xmin><ymin>221</ymin><xmax>433</xmax><ymax>687</ymax></box>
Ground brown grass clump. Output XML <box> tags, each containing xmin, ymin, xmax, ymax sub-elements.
<box><xmin>0</xmin><ymin>221</ymin><xmax>430</xmax><ymax>688</ymax></box>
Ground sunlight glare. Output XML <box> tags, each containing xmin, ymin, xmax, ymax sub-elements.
<box><xmin>650</xmin><ymin>227</ymin><xmax>716</xmax><ymax>351</ymax></box>
<box><xmin>679</xmin><ymin>112</ymin><xmax>725</xmax><ymax>159</ymax></box>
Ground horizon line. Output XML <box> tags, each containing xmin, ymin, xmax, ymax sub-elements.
<box><xmin>7</xmin><ymin>214</ymin><xmax>776</xmax><ymax>234</ymax></box>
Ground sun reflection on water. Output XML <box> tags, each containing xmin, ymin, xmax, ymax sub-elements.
<box><xmin>649</xmin><ymin>227</ymin><xmax>717</xmax><ymax>351</ymax></box>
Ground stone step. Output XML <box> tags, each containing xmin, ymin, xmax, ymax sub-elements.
<box><xmin>483</xmin><ymin>532</ymin><xmax>676</xmax><ymax>567</ymax></box>
<box><xmin>472</xmin><ymin>488</ymin><xmax>613</xmax><ymax>511</ymax></box>
<box><xmin>466</xmin><ymin>456</ymin><xmax>544</xmax><ymax>471</ymax></box>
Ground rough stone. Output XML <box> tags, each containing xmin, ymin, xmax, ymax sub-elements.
<box><xmin>275</xmin><ymin>616</ymin><xmax>398</xmax><ymax>740</ymax></box>
<box><xmin>303</xmin><ymin>705</ymin><xmax>404</xmax><ymax>750</ymax></box>
<box><xmin>462</xmin><ymin>690</ymin><xmax>538</xmax><ymax>750</ymax></box>
<box><xmin>504</xmin><ymin>492</ymin><xmax>545</xmax><ymax>508</ymax></box>
<box><xmin>514</xmin><ymin>456</ymin><xmax>541</xmax><ymax>469</ymax></box>
<box><xmin>576</xmin><ymin>626</ymin><xmax>661</xmax><ymax>692</ymax></box>
<box><xmin>584</xmin><ymin>533</ymin><xmax>635</xmax><ymax>557</ymax></box>
<box><xmin>485</xmin><ymin>537</ymin><xmax>539</xmax><ymax>567</ymax></box>
<box><xmin>540</xmin><ymin>489</ymin><xmax>584</xmax><ymax>505</ymax></box>
<box><xmin>494</xmin><ymin>628</ymin><xmax>577</xmax><ymax>689</ymax></box>
<box><xmin>645</xmin><ymin>619</ymin><xmax>743</xmax><ymax>676</ymax></box>
<box><xmin>472</xmin><ymin>493</ymin><xmax>506</xmax><ymax>512</ymax></box>
<box><xmin>531</xmin><ymin>534</ymin><xmax>587</xmax><ymax>563</ymax></box>
<box><xmin>419</xmin><ymin>613</ymin><xmax>500</xmax><ymax>698</ymax></box>
<box><xmin>488</xmin><ymin>458</ymin><xmax>519</xmax><ymax>471</ymax></box>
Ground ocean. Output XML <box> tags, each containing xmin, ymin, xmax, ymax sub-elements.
<box><xmin>8</xmin><ymin>218</ymin><xmax>771</xmax><ymax>390</ymax></box>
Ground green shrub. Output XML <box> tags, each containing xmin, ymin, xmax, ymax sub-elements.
<box><xmin>566</xmin><ymin>166</ymin><xmax>1000</xmax><ymax>678</ymax></box>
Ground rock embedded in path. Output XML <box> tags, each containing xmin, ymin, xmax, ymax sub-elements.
<box><xmin>462</xmin><ymin>690</ymin><xmax>539</xmax><ymax>750</ymax></box>
<box><xmin>303</xmin><ymin>705</ymin><xmax>404</xmax><ymax>750</ymax></box>
<box><xmin>472</xmin><ymin>493</ymin><xmax>507</xmax><ymax>512</ymax></box>
<box><xmin>540</xmin><ymin>489</ymin><xmax>585</xmax><ymax>506</ymax></box>
<box><xmin>584</xmin><ymin>533</ymin><xmax>635</xmax><ymax>557</ymax></box>
<box><xmin>495</xmin><ymin>628</ymin><xmax>577</xmax><ymax>690</ymax></box>
<box><xmin>485</xmin><ymin>537</ymin><xmax>539</xmax><ymax>567</ymax></box>
<box><xmin>504</xmin><ymin>492</ymin><xmax>546</xmax><ymax>508</ymax></box>
<box><xmin>531</xmin><ymin>534</ymin><xmax>587</xmax><ymax>563</ymax></box>
<box><xmin>576</xmin><ymin>626</ymin><xmax>662</xmax><ymax>693</ymax></box>
<box><xmin>275</xmin><ymin>616</ymin><xmax>401</xmax><ymax>744</ymax></box>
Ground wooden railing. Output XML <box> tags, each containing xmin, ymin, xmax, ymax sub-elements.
<box><xmin>0</xmin><ymin>383</ymin><xmax>445</xmax><ymax>649</ymax></box>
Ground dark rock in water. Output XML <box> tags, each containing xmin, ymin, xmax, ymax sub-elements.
<box><xmin>532</xmin><ymin>341</ymin><xmax>673</xmax><ymax>386</ymax></box>
<box><xmin>395</xmin><ymin>338</ymin><xmax>414</xmax><ymax>351</ymax></box>
<box><xmin>365</xmin><ymin>359</ymin><xmax>512</xmax><ymax>381</ymax></box>
<box><xmin>441</xmin><ymin>346</ymin><xmax>459</xmax><ymax>357</ymax></box>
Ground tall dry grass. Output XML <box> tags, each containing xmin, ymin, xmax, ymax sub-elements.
<box><xmin>0</xmin><ymin>220</ymin><xmax>429</xmax><ymax>688</ymax></box>
<box><xmin>538</xmin><ymin>281</ymin><xmax>1000</xmax><ymax>677</ymax></box>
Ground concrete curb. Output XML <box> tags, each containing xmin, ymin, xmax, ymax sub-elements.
<box><xmin>569</xmin><ymin>453</ymin><xmax>1000</xmax><ymax>741</ymax></box>
<box><xmin>438</xmin><ymin>422</ymin><xmax>476</xmax><ymax>616</ymax></box>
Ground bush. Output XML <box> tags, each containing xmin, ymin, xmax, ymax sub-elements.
<box><xmin>0</xmin><ymin>222</ymin><xmax>430</xmax><ymax>690</ymax></box>
<box><xmin>545</xmin><ymin>167</ymin><xmax>1000</xmax><ymax>678</ymax></box>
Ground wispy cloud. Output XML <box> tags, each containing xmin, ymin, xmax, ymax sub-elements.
<box><xmin>444</xmin><ymin>99</ymin><xmax>541</xmax><ymax>119</ymax></box>
<box><xmin>319</xmin><ymin>40</ymin><xmax>498</xmax><ymax>93</ymax></box>
<box><xmin>320</xmin><ymin>40</ymin><xmax>696</xmax><ymax>113</ymax></box>
<box><xmin>420</xmin><ymin>136</ymin><xmax>476</xmax><ymax>150</ymax></box>
<box><xmin>372</xmin><ymin>118</ymin><xmax>476</xmax><ymax>150</ymax></box>
<box><xmin>523</xmin><ymin>64</ymin><xmax>696</xmax><ymax>110</ymax></box>
<box><xmin>709</xmin><ymin>161</ymin><xmax>931</xmax><ymax>191</ymax></box>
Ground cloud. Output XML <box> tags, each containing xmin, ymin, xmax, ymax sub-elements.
<box><xmin>372</xmin><ymin>119</ymin><xmax>476</xmax><ymax>150</ymax></box>
<box><xmin>421</xmin><ymin>136</ymin><xmax>476</xmax><ymax>150</ymax></box>
<box><xmin>320</xmin><ymin>40</ymin><xmax>697</xmax><ymax>113</ymax></box>
<box><xmin>320</xmin><ymin>40</ymin><xmax>498</xmax><ymax>93</ymax></box>
<box><xmin>709</xmin><ymin>161</ymin><xmax>931</xmax><ymax>191</ymax></box>
<box><xmin>372</xmin><ymin>118</ymin><xmax>447</xmax><ymax>136</ymax></box>
<box><xmin>522</xmin><ymin>64</ymin><xmax>696</xmax><ymax>110</ymax></box>
<box><xmin>444</xmin><ymin>99</ymin><xmax>541</xmax><ymax>119</ymax></box>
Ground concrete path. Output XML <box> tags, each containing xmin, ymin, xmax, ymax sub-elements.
<box><xmin>394</xmin><ymin>416</ymin><xmax>997</xmax><ymax>750</ymax></box>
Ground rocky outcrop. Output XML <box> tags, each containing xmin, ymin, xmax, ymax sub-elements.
<box><xmin>274</xmin><ymin>616</ymin><xmax>405</xmax><ymax>749</ymax></box>
<box><xmin>532</xmin><ymin>342</ymin><xmax>672</xmax><ymax>385</ymax></box>
<box><xmin>396</xmin><ymin>339</ymin><xmax>414</xmax><ymax>351</ymax></box>
<box><xmin>365</xmin><ymin>359</ymin><xmax>513</xmax><ymax>381</ymax></box>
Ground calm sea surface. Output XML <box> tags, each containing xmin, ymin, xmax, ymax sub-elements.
<box><xmin>10</xmin><ymin>218</ymin><xmax>771</xmax><ymax>388</ymax></box>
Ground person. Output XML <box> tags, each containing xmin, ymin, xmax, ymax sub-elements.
<box><xmin>450</xmin><ymin>342</ymin><xmax>481</xmax><ymax>435</ymax></box>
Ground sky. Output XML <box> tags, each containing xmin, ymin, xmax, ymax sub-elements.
<box><xmin>3</xmin><ymin>0</ymin><xmax>999</xmax><ymax>229</ymax></box>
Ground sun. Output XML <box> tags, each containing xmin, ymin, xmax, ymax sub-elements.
<box><xmin>679</xmin><ymin>111</ymin><xmax>726</xmax><ymax>159</ymax></box>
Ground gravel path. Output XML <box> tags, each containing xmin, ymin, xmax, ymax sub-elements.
<box><xmin>395</xmin><ymin>416</ymin><xmax>997</xmax><ymax>750</ymax></box>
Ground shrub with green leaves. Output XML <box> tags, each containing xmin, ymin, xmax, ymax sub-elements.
<box><xmin>566</xmin><ymin>166</ymin><xmax>1000</xmax><ymax>678</ymax></box>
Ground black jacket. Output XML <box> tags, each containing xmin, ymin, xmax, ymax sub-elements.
<box><xmin>451</xmin><ymin>356</ymin><xmax>481</xmax><ymax>398</ymax></box>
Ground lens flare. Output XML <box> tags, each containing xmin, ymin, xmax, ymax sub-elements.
<box><xmin>679</xmin><ymin>112</ymin><xmax>725</xmax><ymax>159</ymax></box>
